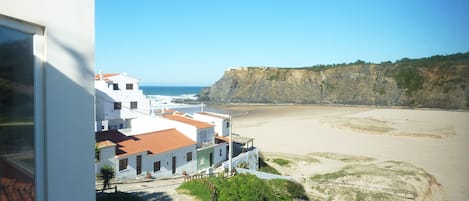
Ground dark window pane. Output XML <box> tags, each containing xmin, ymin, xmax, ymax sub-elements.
<box><xmin>153</xmin><ymin>161</ymin><xmax>160</xmax><ymax>172</ymax></box>
<box><xmin>114</xmin><ymin>102</ymin><xmax>121</xmax><ymax>110</ymax></box>
<box><xmin>118</xmin><ymin>158</ymin><xmax>128</xmax><ymax>171</ymax></box>
<box><xmin>126</xmin><ymin>84</ymin><xmax>133</xmax><ymax>90</ymax></box>
<box><xmin>0</xmin><ymin>25</ymin><xmax>35</xmax><ymax>200</ymax></box>
<box><xmin>130</xmin><ymin>101</ymin><xmax>137</xmax><ymax>109</ymax></box>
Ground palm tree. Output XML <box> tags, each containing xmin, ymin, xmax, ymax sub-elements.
<box><xmin>99</xmin><ymin>164</ymin><xmax>115</xmax><ymax>192</ymax></box>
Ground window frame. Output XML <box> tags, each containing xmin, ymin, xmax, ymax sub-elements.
<box><xmin>0</xmin><ymin>14</ymin><xmax>45</xmax><ymax>201</ymax></box>
<box><xmin>114</xmin><ymin>102</ymin><xmax>122</xmax><ymax>110</ymax></box>
<box><xmin>186</xmin><ymin>152</ymin><xmax>192</xmax><ymax>162</ymax></box>
<box><xmin>113</xmin><ymin>83</ymin><xmax>119</xmax><ymax>90</ymax></box>
<box><xmin>130</xmin><ymin>101</ymin><xmax>137</xmax><ymax>109</ymax></box>
<box><xmin>126</xmin><ymin>83</ymin><xmax>133</xmax><ymax>90</ymax></box>
<box><xmin>119</xmin><ymin>158</ymin><xmax>128</xmax><ymax>171</ymax></box>
<box><xmin>153</xmin><ymin>161</ymin><xmax>161</xmax><ymax>172</ymax></box>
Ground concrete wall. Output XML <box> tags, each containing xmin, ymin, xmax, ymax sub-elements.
<box><xmin>0</xmin><ymin>1</ymin><xmax>95</xmax><ymax>200</ymax></box>
<box><xmin>95</xmin><ymin>146</ymin><xmax>116</xmax><ymax>173</ymax></box>
<box><xmin>213</xmin><ymin>142</ymin><xmax>228</xmax><ymax>166</ymax></box>
<box><xmin>223</xmin><ymin>148</ymin><xmax>259</xmax><ymax>170</ymax></box>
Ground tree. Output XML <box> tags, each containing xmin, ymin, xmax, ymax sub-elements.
<box><xmin>99</xmin><ymin>164</ymin><xmax>115</xmax><ymax>192</ymax></box>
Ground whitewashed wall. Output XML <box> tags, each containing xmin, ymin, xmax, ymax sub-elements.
<box><xmin>95</xmin><ymin>74</ymin><xmax>151</xmax><ymax>131</ymax></box>
<box><xmin>223</xmin><ymin>148</ymin><xmax>259</xmax><ymax>170</ymax></box>
<box><xmin>193</xmin><ymin>113</ymin><xmax>230</xmax><ymax>137</ymax></box>
<box><xmin>0</xmin><ymin>1</ymin><xmax>95</xmax><ymax>200</ymax></box>
<box><xmin>95</xmin><ymin>146</ymin><xmax>116</xmax><ymax>174</ymax></box>
<box><xmin>115</xmin><ymin>145</ymin><xmax>197</xmax><ymax>179</ymax></box>
<box><xmin>213</xmin><ymin>142</ymin><xmax>228</xmax><ymax>165</ymax></box>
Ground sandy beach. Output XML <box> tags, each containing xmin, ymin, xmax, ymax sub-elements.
<box><xmin>211</xmin><ymin>104</ymin><xmax>469</xmax><ymax>200</ymax></box>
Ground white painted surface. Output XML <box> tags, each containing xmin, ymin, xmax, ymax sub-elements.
<box><xmin>223</xmin><ymin>148</ymin><xmax>259</xmax><ymax>170</ymax></box>
<box><xmin>95</xmin><ymin>74</ymin><xmax>151</xmax><ymax>131</ymax></box>
<box><xmin>0</xmin><ymin>1</ymin><xmax>95</xmax><ymax>200</ymax></box>
<box><xmin>115</xmin><ymin>145</ymin><xmax>197</xmax><ymax>179</ymax></box>
<box><xmin>194</xmin><ymin>112</ymin><xmax>231</xmax><ymax>137</ymax></box>
<box><xmin>96</xmin><ymin>146</ymin><xmax>116</xmax><ymax>172</ymax></box>
<box><xmin>213</xmin><ymin>142</ymin><xmax>228</xmax><ymax>165</ymax></box>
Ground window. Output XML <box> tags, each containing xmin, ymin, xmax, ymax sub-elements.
<box><xmin>114</xmin><ymin>102</ymin><xmax>121</xmax><ymax>110</ymax></box>
<box><xmin>119</xmin><ymin>158</ymin><xmax>128</xmax><ymax>171</ymax></box>
<box><xmin>130</xmin><ymin>101</ymin><xmax>137</xmax><ymax>109</ymax></box>
<box><xmin>0</xmin><ymin>22</ymin><xmax>38</xmax><ymax>201</ymax></box>
<box><xmin>226</xmin><ymin>121</ymin><xmax>230</xmax><ymax>128</ymax></box>
<box><xmin>126</xmin><ymin>83</ymin><xmax>133</xmax><ymax>90</ymax></box>
<box><xmin>113</xmin><ymin>83</ymin><xmax>119</xmax><ymax>90</ymax></box>
<box><xmin>153</xmin><ymin>161</ymin><xmax>161</xmax><ymax>172</ymax></box>
<box><xmin>219</xmin><ymin>149</ymin><xmax>222</xmax><ymax>156</ymax></box>
<box><xmin>186</xmin><ymin>152</ymin><xmax>192</xmax><ymax>162</ymax></box>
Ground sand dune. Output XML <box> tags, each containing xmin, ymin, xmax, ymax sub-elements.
<box><xmin>214</xmin><ymin>105</ymin><xmax>469</xmax><ymax>200</ymax></box>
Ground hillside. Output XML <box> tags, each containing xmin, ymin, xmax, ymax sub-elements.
<box><xmin>199</xmin><ymin>53</ymin><xmax>469</xmax><ymax>109</ymax></box>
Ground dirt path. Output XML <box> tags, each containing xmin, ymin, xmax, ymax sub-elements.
<box><xmin>98</xmin><ymin>177</ymin><xmax>196</xmax><ymax>201</ymax></box>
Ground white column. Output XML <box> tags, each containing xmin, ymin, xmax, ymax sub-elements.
<box><xmin>228</xmin><ymin>116</ymin><xmax>233</xmax><ymax>173</ymax></box>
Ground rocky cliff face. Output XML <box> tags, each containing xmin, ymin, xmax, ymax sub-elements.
<box><xmin>200</xmin><ymin>53</ymin><xmax>469</xmax><ymax>109</ymax></box>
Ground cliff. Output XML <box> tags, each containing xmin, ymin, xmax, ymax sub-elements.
<box><xmin>200</xmin><ymin>53</ymin><xmax>469</xmax><ymax>109</ymax></box>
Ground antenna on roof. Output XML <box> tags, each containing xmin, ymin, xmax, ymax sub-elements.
<box><xmin>99</xmin><ymin>69</ymin><xmax>103</xmax><ymax>80</ymax></box>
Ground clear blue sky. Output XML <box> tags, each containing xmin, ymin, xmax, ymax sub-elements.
<box><xmin>96</xmin><ymin>0</ymin><xmax>469</xmax><ymax>86</ymax></box>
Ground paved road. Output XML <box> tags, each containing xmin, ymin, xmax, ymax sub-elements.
<box><xmin>97</xmin><ymin>177</ymin><xmax>196</xmax><ymax>201</ymax></box>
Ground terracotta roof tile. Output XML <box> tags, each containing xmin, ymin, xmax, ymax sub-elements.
<box><xmin>95</xmin><ymin>73</ymin><xmax>119</xmax><ymax>80</ymax></box>
<box><xmin>96</xmin><ymin>129</ymin><xmax>196</xmax><ymax>157</ymax></box>
<box><xmin>163</xmin><ymin>114</ymin><xmax>213</xmax><ymax>129</ymax></box>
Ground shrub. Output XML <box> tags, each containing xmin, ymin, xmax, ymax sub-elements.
<box><xmin>272</xmin><ymin>158</ymin><xmax>291</xmax><ymax>167</ymax></box>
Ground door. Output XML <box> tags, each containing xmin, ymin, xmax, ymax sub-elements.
<box><xmin>209</xmin><ymin>152</ymin><xmax>213</xmax><ymax>167</ymax></box>
<box><xmin>172</xmin><ymin>156</ymin><xmax>176</xmax><ymax>174</ymax></box>
<box><xmin>136</xmin><ymin>155</ymin><xmax>142</xmax><ymax>175</ymax></box>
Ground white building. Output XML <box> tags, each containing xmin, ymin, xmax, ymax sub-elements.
<box><xmin>95</xmin><ymin>73</ymin><xmax>151</xmax><ymax>131</ymax></box>
<box><xmin>96</xmin><ymin>128</ymin><xmax>197</xmax><ymax>179</ymax></box>
<box><xmin>0</xmin><ymin>0</ymin><xmax>95</xmax><ymax>200</ymax></box>
<box><xmin>193</xmin><ymin>112</ymin><xmax>231</xmax><ymax>137</ymax></box>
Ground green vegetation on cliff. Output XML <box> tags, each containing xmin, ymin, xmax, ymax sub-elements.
<box><xmin>200</xmin><ymin>52</ymin><xmax>469</xmax><ymax>109</ymax></box>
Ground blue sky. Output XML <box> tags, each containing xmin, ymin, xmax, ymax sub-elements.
<box><xmin>96</xmin><ymin>0</ymin><xmax>469</xmax><ymax>86</ymax></box>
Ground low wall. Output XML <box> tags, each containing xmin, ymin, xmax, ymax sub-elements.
<box><xmin>222</xmin><ymin>148</ymin><xmax>259</xmax><ymax>170</ymax></box>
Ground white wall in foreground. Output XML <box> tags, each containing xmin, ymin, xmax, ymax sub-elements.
<box><xmin>0</xmin><ymin>1</ymin><xmax>95</xmax><ymax>201</ymax></box>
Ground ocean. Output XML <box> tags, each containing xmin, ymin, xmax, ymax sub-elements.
<box><xmin>140</xmin><ymin>86</ymin><xmax>210</xmax><ymax>114</ymax></box>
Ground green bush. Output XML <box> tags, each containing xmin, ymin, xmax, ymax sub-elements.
<box><xmin>178</xmin><ymin>180</ymin><xmax>212</xmax><ymax>201</ymax></box>
<box><xmin>179</xmin><ymin>174</ymin><xmax>309</xmax><ymax>201</ymax></box>
<box><xmin>268</xmin><ymin>179</ymin><xmax>309</xmax><ymax>200</ymax></box>
<box><xmin>393</xmin><ymin>66</ymin><xmax>424</xmax><ymax>94</ymax></box>
<box><xmin>259</xmin><ymin>155</ymin><xmax>281</xmax><ymax>174</ymax></box>
<box><xmin>272</xmin><ymin>158</ymin><xmax>291</xmax><ymax>167</ymax></box>
<box><xmin>217</xmin><ymin>174</ymin><xmax>277</xmax><ymax>201</ymax></box>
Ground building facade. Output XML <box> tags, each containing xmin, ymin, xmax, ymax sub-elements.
<box><xmin>96</xmin><ymin>129</ymin><xmax>197</xmax><ymax>179</ymax></box>
<box><xmin>0</xmin><ymin>0</ymin><xmax>95</xmax><ymax>200</ymax></box>
<box><xmin>95</xmin><ymin>73</ymin><xmax>151</xmax><ymax>131</ymax></box>
<box><xmin>193</xmin><ymin>112</ymin><xmax>231</xmax><ymax>137</ymax></box>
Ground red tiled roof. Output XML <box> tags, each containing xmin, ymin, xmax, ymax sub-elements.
<box><xmin>196</xmin><ymin>112</ymin><xmax>229</xmax><ymax>120</ymax></box>
<box><xmin>163</xmin><ymin>114</ymin><xmax>213</xmax><ymax>129</ymax></box>
<box><xmin>95</xmin><ymin>129</ymin><xmax>196</xmax><ymax>157</ymax></box>
<box><xmin>94</xmin><ymin>73</ymin><xmax>119</xmax><ymax>80</ymax></box>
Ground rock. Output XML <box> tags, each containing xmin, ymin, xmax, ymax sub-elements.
<box><xmin>200</xmin><ymin>53</ymin><xmax>469</xmax><ymax>109</ymax></box>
